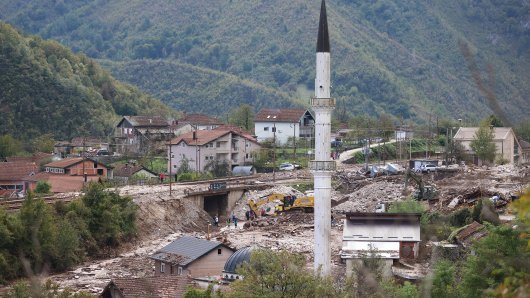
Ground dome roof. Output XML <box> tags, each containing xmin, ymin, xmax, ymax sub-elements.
<box><xmin>223</xmin><ymin>246</ymin><xmax>255</xmax><ymax>274</ymax></box>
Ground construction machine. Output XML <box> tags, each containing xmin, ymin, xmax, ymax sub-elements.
<box><xmin>404</xmin><ymin>169</ymin><xmax>438</xmax><ymax>200</ymax></box>
<box><xmin>248</xmin><ymin>193</ymin><xmax>314</xmax><ymax>217</ymax></box>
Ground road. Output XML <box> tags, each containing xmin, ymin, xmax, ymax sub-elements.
<box><xmin>337</xmin><ymin>139</ymin><xmax>397</xmax><ymax>165</ymax></box>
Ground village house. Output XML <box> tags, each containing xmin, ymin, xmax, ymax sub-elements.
<box><xmin>254</xmin><ymin>108</ymin><xmax>315</xmax><ymax>145</ymax></box>
<box><xmin>178</xmin><ymin>113</ymin><xmax>223</xmax><ymax>130</ymax></box>
<box><xmin>24</xmin><ymin>172</ymin><xmax>100</xmax><ymax>193</ymax></box>
<box><xmin>341</xmin><ymin>212</ymin><xmax>421</xmax><ymax>277</ymax></box>
<box><xmin>100</xmin><ymin>275</ymin><xmax>194</xmax><ymax>298</ymax></box>
<box><xmin>43</xmin><ymin>157</ymin><xmax>113</xmax><ymax>178</ymax></box>
<box><xmin>167</xmin><ymin>129</ymin><xmax>261</xmax><ymax>174</ymax></box>
<box><xmin>453</xmin><ymin>127</ymin><xmax>523</xmax><ymax>164</ymax></box>
<box><xmin>0</xmin><ymin>161</ymin><xmax>39</xmax><ymax>197</ymax></box>
<box><xmin>149</xmin><ymin>236</ymin><xmax>235</xmax><ymax>278</ymax></box>
<box><xmin>114</xmin><ymin>115</ymin><xmax>178</xmax><ymax>155</ymax></box>
<box><xmin>112</xmin><ymin>162</ymin><xmax>158</xmax><ymax>183</ymax></box>
<box><xmin>519</xmin><ymin>139</ymin><xmax>530</xmax><ymax>164</ymax></box>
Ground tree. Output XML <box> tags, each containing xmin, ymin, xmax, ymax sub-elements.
<box><xmin>459</xmin><ymin>224</ymin><xmax>529</xmax><ymax>297</ymax></box>
<box><xmin>470</xmin><ymin>124</ymin><xmax>496</xmax><ymax>164</ymax></box>
<box><xmin>228</xmin><ymin>104</ymin><xmax>254</xmax><ymax>132</ymax></box>
<box><xmin>34</xmin><ymin>181</ymin><xmax>51</xmax><ymax>194</ymax></box>
<box><xmin>30</xmin><ymin>133</ymin><xmax>55</xmax><ymax>153</ymax></box>
<box><xmin>0</xmin><ymin>135</ymin><xmax>23</xmax><ymax>159</ymax></box>
<box><xmin>430</xmin><ymin>260</ymin><xmax>458</xmax><ymax>298</ymax></box>
<box><xmin>227</xmin><ymin>249</ymin><xmax>327</xmax><ymax>297</ymax></box>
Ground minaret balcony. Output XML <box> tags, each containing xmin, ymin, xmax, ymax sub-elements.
<box><xmin>309</xmin><ymin>160</ymin><xmax>336</xmax><ymax>171</ymax></box>
<box><xmin>311</xmin><ymin>97</ymin><xmax>336</xmax><ymax>108</ymax></box>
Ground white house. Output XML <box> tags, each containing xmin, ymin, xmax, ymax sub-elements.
<box><xmin>254</xmin><ymin>108</ymin><xmax>314</xmax><ymax>145</ymax></box>
<box><xmin>453</xmin><ymin>127</ymin><xmax>522</xmax><ymax>164</ymax></box>
<box><xmin>178</xmin><ymin>113</ymin><xmax>223</xmax><ymax>131</ymax></box>
<box><xmin>167</xmin><ymin>128</ymin><xmax>261</xmax><ymax>174</ymax></box>
<box><xmin>341</xmin><ymin>212</ymin><xmax>421</xmax><ymax>277</ymax></box>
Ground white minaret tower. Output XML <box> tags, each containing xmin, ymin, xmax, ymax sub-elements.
<box><xmin>311</xmin><ymin>0</ymin><xmax>335</xmax><ymax>276</ymax></box>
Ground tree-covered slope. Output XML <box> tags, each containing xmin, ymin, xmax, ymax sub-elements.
<box><xmin>0</xmin><ymin>22</ymin><xmax>175</xmax><ymax>140</ymax></box>
<box><xmin>1</xmin><ymin>0</ymin><xmax>528</xmax><ymax>123</ymax></box>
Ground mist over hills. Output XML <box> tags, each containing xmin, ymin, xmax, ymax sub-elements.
<box><xmin>1</xmin><ymin>0</ymin><xmax>528</xmax><ymax>124</ymax></box>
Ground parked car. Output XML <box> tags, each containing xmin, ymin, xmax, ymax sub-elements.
<box><xmin>420</xmin><ymin>164</ymin><xmax>438</xmax><ymax>173</ymax></box>
<box><xmin>279</xmin><ymin>163</ymin><xmax>295</xmax><ymax>171</ymax></box>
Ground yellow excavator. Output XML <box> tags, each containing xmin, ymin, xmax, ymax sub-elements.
<box><xmin>248</xmin><ymin>193</ymin><xmax>314</xmax><ymax>217</ymax></box>
<box><xmin>404</xmin><ymin>169</ymin><xmax>438</xmax><ymax>200</ymax></box>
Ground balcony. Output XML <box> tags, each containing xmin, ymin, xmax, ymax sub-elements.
<box><xmin>311</xmin><ymin>97</ymin><xmax>336</xmax><ymax>108</ymax></box>
<box><xmin>309</xmin><ymin>160</ymin><xmax>336</xmax><ymax>171</ymax></box>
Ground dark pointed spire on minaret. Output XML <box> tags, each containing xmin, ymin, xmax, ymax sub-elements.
<box><xmin>316</xmin><ymin>0</ymin><xmax>330</xmax><ymax>53</ymax></box>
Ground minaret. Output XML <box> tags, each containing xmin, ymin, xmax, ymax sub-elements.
<box><xmin>311</xmin><ymin>0</ymin><xmax>335</xmax><ymax>276</ymax></box>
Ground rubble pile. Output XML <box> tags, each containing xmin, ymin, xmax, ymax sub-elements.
<box><xmin>332</xmin><ymin>180</ymin><xmax>406</xmax><ymax>213</ymax></box>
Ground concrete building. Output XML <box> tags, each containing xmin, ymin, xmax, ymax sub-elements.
<box><xmin>150</xmin><ymin>236</ymin><xmax>235</xmax><ymax>278</ymax></box>
<box><xmin>254</xmin><ymin>108</ymin><xmax>314</xmax><ymax>145</ymax></box>
<box><xmin>341</xmin><ymin>213</ymin><xmax>421</xmax><ymax>277</ymax></box>
<box><xmin>453</xmin><ymin>127</ymin><xmax>522</xmax><ymax>164</ymax></box>
<box><xmin>167</xmin><ymin>129</ymin><xmax>261</xmax><ymax>174</ymax></box>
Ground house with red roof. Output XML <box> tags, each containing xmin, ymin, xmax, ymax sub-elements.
<box><xmin>0</xmin><ymin>161</ymin><xmax>38</xmax><ymax>197</ymax></box>
<box><xmin>254</xmin><ymin>108</ymin><xmax>314</xmax><ymax>145</ymax></box>
<box><xmin>43</xmin><ymin>157</ymin><xmax>112</xmax><ymax>178</ymax></box>
<box><xmin>167</xmin><ymin>128</ymin><xmax>261</xmax><ymax>174</ymax></box>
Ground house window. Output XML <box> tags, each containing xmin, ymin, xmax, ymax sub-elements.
<box><xmin>160</xmin><ymin>262</ymin><xmax>165</xmax><ymax>273</ymax></box>
<box><xmin>173</xmin><ymin>165</ymin><xmax>177</xmax><ymax>169</ymax></box>
<box><xmin>170</xmin><ymin>265</ymin><xmax>174</xmax><ymax>274</ymax></box>
<box><xmin>210</xmin><ymin>156</ymin><xmax>214</xmax><ymax>160</ymax></box>
<box><xmin>171</xmin><ymin>154</ymin><xmax>175</xmax><ymax>158</ymax></box>
<box><xmin>218</xmin><ymin>248</ymin><xmax>222</xmax><ymax>255</ymax></box>
<box><xmin>177</xmin><ymin>267</ymin><xmax>183</xmax><ymax>275</ymax></box>
<box><xmin>205</xmin><ymin>156</ymin><xmax>209</xmax><ymax>161</ymax></box>
<box><xmin>264</xmin><ymin>127</ymin><xmax>269</xmax><ymax>131</ymax></box>
<box><xmin>246</xmin><ymin>153</ymin><xmax>249</xmax><ymax>158</ymax></box>
<box><xmin>216</xmin><ymin>142</ymin><xmax>221</xmax><ymax>148</ymax></box>
<box><xmin>93</xmin><ymin>162</ymin><xmax>97</xmax><ymax>168</ymax></box>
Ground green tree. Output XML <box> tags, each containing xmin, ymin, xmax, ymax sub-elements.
<box><xmin>31</xmin><ymin>133</ymin><xmax>55</xmax><ymax>153</ymax></box>
<box><xmin>0</xmin><ymin>135</ymin><xmax>23</xmax><ymax>158</ymax></box>
<box><xmin>34</xmin><ymin>181</ymin><xmax>51</xmax><ymax>194</ymax></box>
<box><xmin>470</xmin><ymin>124</ymin><xmax>496</xmax><ymax>164</ymax></box>
<box><xmin>228</xmin><ymin>249</ymin><xmax>326</xmax><ymax>298</ymax></box>
<box><xmin>204</xmin><ymin>160</ymin><xmax>230</xmax><ymax>178</ymax></box>
<box><xmin>430</xmin><ymin>260</ymin><xmax>458</xmax><ymax>298</ymax></box>
<box><xmin>459</xmin><ymin>224</ymin><xmax>529</xmax><ymax>297</ymax></box>
<box><xmin>228</xmin><ymin>104</ymin><xmax>254</xmax><ymax>132</ymax></box>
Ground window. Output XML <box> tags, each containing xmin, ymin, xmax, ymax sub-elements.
<box><xmin>246</xmin><ymin>153</ymin><xmax>249</xmax><ymax>158</ymax></box>
<box><xmin>216</xmin><ymin>142</ymin><xmax>221</xmax><ymax>148</ymax></box>
<box><xmin>173</xmin><ymin>165</ymin><xmax>177</xmax><ymax>169</ymax></box>
<box><xmin>160</xmin><ymin>262</ymin><xmax>165</xmax><ymax>273</ymax></box>
<box><xmin>264</xmin><ymin>127</ymin><xmax>269</xmax><ymax>131</ymax></box>
<box><xmin>210</xmin><ymin>156</ymin><xmax>214</xmax><ymax>160</ymax></box>
<box><xmin>177</xmin><ymin>267</ymin><xmax>183</xmax><ymax>275</ymax></box>
<box><xmin>93</xmin><ymin>162</ymin><xmax>98</xmax><ymax>168</ymax></box>
<box><xmin>205</xmin><ymin>156</ymin><xmax>209</xmax><ymax>161</ymax></box>
<box><xmin>170</xmin><ymin>265</ymin><xmax>174</xmax><ymax>274</ymax></box>
<box><xmin>218</xmin><ymin>248</ymin><xmax>222</xmax><ymax>255</ymax></box>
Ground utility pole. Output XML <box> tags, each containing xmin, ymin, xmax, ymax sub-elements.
<box><xmin>273</xmin><ymin>123</ymin><xmax>276</xmax><ymax>182</ymax></box>
<box><xmin>169</xmin><ymin>144</ymin><xmax>172</xmax><ymax>196</ymax></box>
<box><xmin>82</xmin><ymin>136</ymin><xmax>87</xmax><ymax>183</ymax></box>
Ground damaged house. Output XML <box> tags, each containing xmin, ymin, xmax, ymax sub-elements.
<box><xmin>149</xmin><ymin>236</ymin><xmax>234</xmax><ymax>278</ymax></box>
<box><xmin>341</xmin><ymin>213</ymin><xmax>421</xmax><ymax>277</ymax></box>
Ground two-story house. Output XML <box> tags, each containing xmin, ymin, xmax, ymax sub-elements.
<box><xmin>453</xmin><ymin>127</ymin><xmax>523</xmax><ymax>164</ymax></box>
<box><xmin>254</xmin><ymin>108</ymin><xmax>315</xmax><ymax>145</ymax></box>
<box><xmin>168</xmin><ymin>129</ymin><xmax>261</xmax><ymax>174</ymax></box>
<box><xmin>114</xmin><ymin>116</ymin><xmax>178</xmax><ymax>155</ymax></box>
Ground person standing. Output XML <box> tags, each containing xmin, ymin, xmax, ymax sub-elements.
<box><xmin>214</xmin><ymin>215</ymin><xmax>219</xmax><ymax>227</ymax></box>
<box><xmin>159</xmin><ymin>172</ymin><xmax>165</xmax><ymax>183</ymax></box>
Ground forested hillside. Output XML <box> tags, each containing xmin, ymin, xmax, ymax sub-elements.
<box><xmin>0</xmin><ymin>0</ymin><xmax>528</xmax><ymax>123</ymax></box>
<box><xmin>0</xmin><ymin>22</ymin><xmax>175</xmax><ymax>140</ymax></box>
